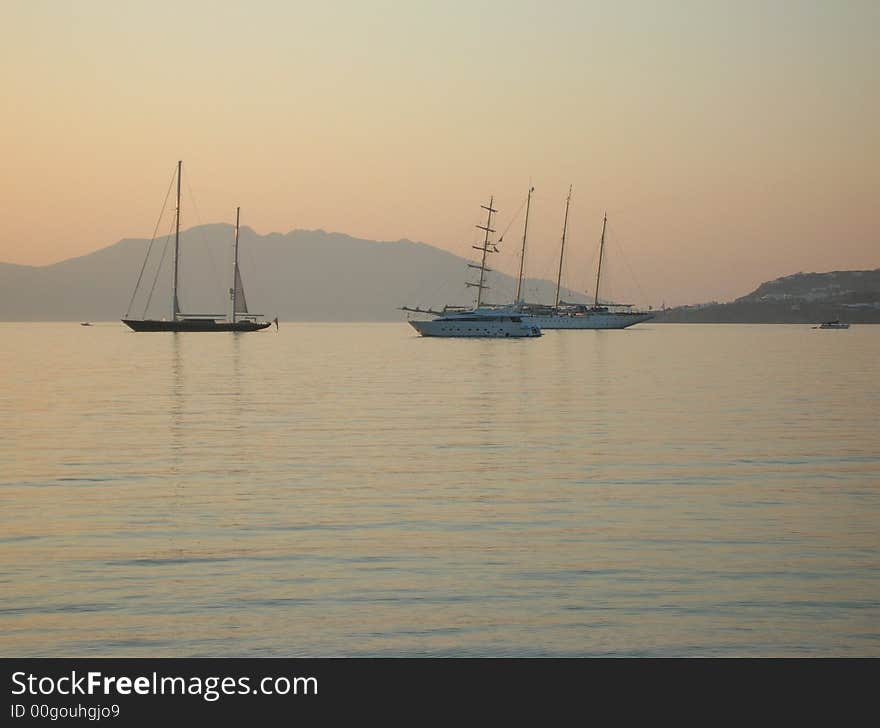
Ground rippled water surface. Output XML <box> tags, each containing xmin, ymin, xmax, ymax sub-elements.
<box><xmin>1</xmin><ymin>322</ymin><xmax>878</xmax><ymax>656</ymax></box>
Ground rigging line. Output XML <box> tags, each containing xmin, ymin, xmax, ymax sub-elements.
<box><xmin>558</xmin><ymin>248</ymin><xmax>576</xmax><ymax>302</ymax></box>
<box><xmin>406</xmin><ymin>227</ymin><xmax>475</xmax><ymax>310</ymax></box>
<box><xmin>241</xmin><ymin>230</ymin><xmax>275</xmax><ymax>316</ymax></box>
<box><xmin>414</xmin><ymin>276</ymin><xmax>455</xmax><ymax>311</ymax></box>
<box><xmin>183</xmin><ymin>173</ymin><xmax>224</xmax><ymax>299</ymax></box>
<box><xmin>496</xmin><ymin>194</ymin><xmax>528</xmax><ymax>247</ymax></box>
<box><xmin>416</xmin><ymin>250</ymin><xmax>470</xmax><ymax>310</ymax></box>
<box><xmin>125</xmin><ymin>166</ymin><xmax>177</xmax><ymax>317</ymax></box>
<box><xmin>608</xmin><ymin>222</ymin><xmax>650</xmax><ymax>306</ymax></box>
<box><xmin>143</xmin><ymin>221</ymin><xmax>175</xmax><ymax>318</ymax></box>
<box><xmin>583</xmin><ymin>247</ymin><xmax>598</xmax><ymax>300</ymax></box>
<box><xmin>524</xmin><ymin>236</ymin><xmax>557</xmax><ymax>303</ymax></box>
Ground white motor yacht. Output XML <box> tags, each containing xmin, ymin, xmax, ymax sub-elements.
<box><xmin>402</xmin><ymin>196</ymin><xmax>542</xmax><ymax>339</ymax></box>
<box><xmin>408</xmin><ymin>307</ymin><xmax>541</xmax><ymax>338</ymax></box>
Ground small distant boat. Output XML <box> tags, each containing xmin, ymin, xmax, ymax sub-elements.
<box><xmin>80</xmin><ymin>322</ymin><xmax>92</xmax><ymax>326</ymax></box>
<box><xmin>815</xmin><ymin>320</ymin><xmax>850</xmax><ymax>329</ymax></box>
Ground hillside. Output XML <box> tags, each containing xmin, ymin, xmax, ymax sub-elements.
<box><xmin>0</xmin><ymin>226</ymin><xmax>588</xmax><ymax>321</ymax></box>
<box><xmin>656</xmin><ymin>269</ymin><xmax>880</xmax><ymax>323</ymax></box>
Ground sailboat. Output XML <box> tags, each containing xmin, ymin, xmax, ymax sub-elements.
<box><xmin>401</xmin><ymin>197</ymin><xmax>542</xmax><ymax>338</ymax></box>
<box><xmin>122</xmin><ymin>161</ymin><xmax>273</xmax><ymax>332</ymax></box>
<box><xmin>515</xmin><ymin>188</ymin><xmax>654</xmax><ymax>329</ymax></box>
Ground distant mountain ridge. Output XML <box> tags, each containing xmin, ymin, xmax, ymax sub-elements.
<box><xmin>4</xmin><ymin>229</ymin><xmax>876</xmax><ymax>323</ymax></box>
<box><xmin>0</xmin><ymin>226</ymin><xmax>589</xmax><ymax>321</ymax></box>
<box><xmin>656</xmin><ymin>269</ymin><xmax>880</xmax><ymax>323</ymax></box>
<box><xmin>738</xmin><ymin>269</ymin><xmax>880</xmax><ymax>304</ymax></box>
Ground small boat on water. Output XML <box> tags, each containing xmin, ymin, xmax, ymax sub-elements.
<box><xmin>815</xmin><ymin>320</ymin><xmax>850</xmax><ymax>329</ymax></box>
<box><xmin>401</xmin><ymin>197</ymin><xmax>541</xmax><ymax>338</ymax></box>
<box><xmin>80</xmin><ymin>322</ymin><xmax>91</xmax><ymax>326</ymax></box>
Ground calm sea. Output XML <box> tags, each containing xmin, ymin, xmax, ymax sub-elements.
<box><xmin>1</xmin><ymin>322</ymin><xmax>878</xmax><ymax>656</ymax></box>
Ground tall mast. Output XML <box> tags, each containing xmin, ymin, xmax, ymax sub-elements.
<box><xmin>465</xmin><ymin>197</ymin><xmax>497</xmax><ymax>308</ymax></box>
<box><xmin>554</xmin><ymin>185</ymin><xmax>572</xmax><ymax>310</ymax></box>
<box><xmin>514</xmin><ymin>185</ymin><xmax>534</xmax><ymax>305</ymax></box>
<box><xmin>594</xmin><ymin>212</ymin><xmax>607</xmax><ymax>307</ymax></box>
<box><xmin>231</xmin><ymin>206</ymin><xmax>240</xmax><ymax>323</ymax></box>
<box><xmin>171</xmin><ymin>160</ymin><xmax>182</xmax><ymax>319</ymax></box>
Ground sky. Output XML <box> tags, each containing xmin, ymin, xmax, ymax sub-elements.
<box><xmin>1</xmin><ymin>0</ymin><xmax>877</xmax><ymax>306</ymax></box>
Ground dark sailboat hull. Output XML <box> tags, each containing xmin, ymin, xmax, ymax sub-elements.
<box><xmin>122</xmin><ymin>319</ymin><xmax>271</xmax><ymax>332</ymax></box>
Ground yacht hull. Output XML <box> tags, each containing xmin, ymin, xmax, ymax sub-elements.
<box><xmin>523</xmin><ymin>311</ymin><xmax>654</xmax><ymax>329</ymax></box>
<box><xmin>122</xmin><ymin>319</ymin><xmax>271</xmax><ymax>332</ymax></box>
<box><xmin>409</xmin><ymin>319</ymin><xmax>541</xmax><ymax>338</ymax></box>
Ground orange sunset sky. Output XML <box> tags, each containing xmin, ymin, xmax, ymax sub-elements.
<box><xmin>1</xmin><ymin>0</ymin><xmax>877</xmax><ymax>306</ymax></box>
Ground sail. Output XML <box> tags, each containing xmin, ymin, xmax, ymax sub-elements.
<box><xmin>233</xmin><ymin>266</ymin><xmax>249</xmax><ymax>314</ymax></box>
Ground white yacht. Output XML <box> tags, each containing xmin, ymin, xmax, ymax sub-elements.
<box><xmin>518</xmin><ymin>301</ymin><xmax>655</xmax><ymax>329</ymax></box>
<box><xmin>408</xmin><ymin>307</ymin><xmax>541</xmax><ymax>338</ymax></box>
<box><xmin>402</xmin><ymin>197</ymin><xmax>542</xmax><ymax>338</ymax></box>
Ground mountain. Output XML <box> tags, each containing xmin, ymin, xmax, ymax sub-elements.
<box><xmin>656</xmin><ymin>269</ymin><xmax>880</xmax><ymax>323</ymax></box>
<box><xmin>0</xmin><ymin>226</ymin><xmax>589</xmax><ymax>321</ymax></box>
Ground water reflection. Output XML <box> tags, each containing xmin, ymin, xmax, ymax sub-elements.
<box><xmin>2</xmin><ymin>322</ymin><xmax>879</xmax><ymax>656</ymax></box>
<box><xmin>170</xmin><ymin>333</ymin><xmax>184</xmax><ymax>467</ymax></box>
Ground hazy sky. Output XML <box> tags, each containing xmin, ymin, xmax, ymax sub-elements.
<box><xmin>2</xmin><ymin>0</ymin><xmax>877</xmax><ymax>305</ymax></box>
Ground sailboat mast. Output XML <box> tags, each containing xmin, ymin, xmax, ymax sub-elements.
<box><xmin>231</xmin><ymin>206</ymin><xmax>240</xmax><ymax>323</ymax></box>
<box><xmin>554</xmin><ymin>185</ymin><xmax>572</xmax><ymax>310</ymax></box>
<box><xmin>594</xmin><ymin>212</ymin><xmax>607</xmax><ymax>307</ymax></box>
<box><xmin>514</xmin><ymin>185</ymin><xmax>534</xmax><ymax>304</ymax></box>
<box><xmin>475</xmin><ymin>197</ymin><xmax>496</xmax><ymax>308</ymax></box>
<box><xmin>171</xmin><ymin>160</ymin><xmax>182</xmax><ymax>320</ymax></box>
